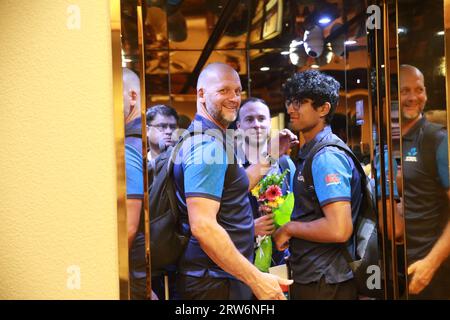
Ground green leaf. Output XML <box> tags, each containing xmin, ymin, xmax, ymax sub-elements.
<box><xmin>273</xmin><ymin>192</ymin><xmax>295</xmax><ymax>228</ymax></box>
<box><xmin>254</xmin><ymin>237</ymin><xmax>272</xmax><ymax>272</ymax></box>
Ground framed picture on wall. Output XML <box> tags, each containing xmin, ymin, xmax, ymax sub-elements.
<box><xmin>249</xmin><ymin>0</ymin><xmax>283</xmax><ymax>45</ymax></box>
<box><xmin>262</xmin><ymin>0</ymin><xmax>283</xmax><ymax>40</ymax></box>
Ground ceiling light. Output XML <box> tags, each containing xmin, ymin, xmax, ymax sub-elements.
<box><xmin>311</xmin><ymin>64</ymin><xmax>320</xmax><ymax>69</ymax></box>
<box><xmin>260</xmin><ymin>67</ymin><xmax>270</xmax><ymax>71</ymax></box>
<box><xmin>398</xmin><ymin>27</ymin><xmax>407</xmax><ymax>35</ymax></box>
<box><xmin>344</xmin><ymin>40</ymin><xmax>357</xmax><ymax>45</ymax></box>
<box><xmin>318</xmin><ymin>17</ymin><xmax>331</xmax><ymax>25</ymax></box>
<box><xmin>437</xmin><ymin>31</ymin><xmax>445</xmax><ymax>36</ymax></box>
<box><xmin>281</xmin><ymin>51</ymin><xmax>290</xmax><ymax>55</ymax></box>
<box><xmin>357</xmin><ymin>79</ymin><xmax>361</xmax><ymax>84</ymax></box>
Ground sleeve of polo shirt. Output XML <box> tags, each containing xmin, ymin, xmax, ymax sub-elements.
<box><xmin>436</xmin><ymin>134</ymin><xmax>449</xmax><ymax>189</ymax></box>
<box><xmin>183</xmin><ymin>138</ymin><xmax>228</xmax><ymax>201</ymax></box>
<box><xmin>311</xmin><ymin>149</ymin><xmax>352</xmax><ymax>207</ymax></box>
<box><xmin>375</xmin><ymin>146</ymin><xmax>400</xmax><ymax>199</ymax></box>
<box><xmin>125</xmin><ymin>144</ymin><xmax>144</xmax><ymax>199</ymax></box>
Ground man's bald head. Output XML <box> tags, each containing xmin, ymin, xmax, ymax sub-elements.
<box><xmin>196</xmin><ymin>62</ymin><xmax>242</xmax><ymax>128</ymax></box>
<box><xmin>399</xmin><ymin>65</ymin><xmax>427</xmax><ymax>122</ymax></box>
<box><xmin>197</xmin><ymin>62</ymin><xmax>240</xmax><ymax>90</ymax></box>
<box><xmin>123</xmin><ymin>67</ymin><xmax>141</xmax><ymax>124</ymax></box>
<box><xmin>400</xmin><ymin>64</ymin><xmax>425</xmax><ymax>82</ymax></box>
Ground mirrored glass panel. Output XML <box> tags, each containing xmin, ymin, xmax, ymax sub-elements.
<box><xmin>398</xmin><ymin>0</ymin><xmax>450</xmax><ymax>299</ymax></box>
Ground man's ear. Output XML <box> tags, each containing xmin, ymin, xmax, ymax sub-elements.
<box><xmin>236</xmin><ymin>120</ymin><xmax>241</xmax><ymax>129</ymax></box>
<box><xmin>198</xmin><ymin>88</ymin><xmax>206</xmax><ymax>104</ymax></box>
<box><xmin>319</xmin><ymin>102</ymin><xmax>331</xmax><ymax>119</ymax></box>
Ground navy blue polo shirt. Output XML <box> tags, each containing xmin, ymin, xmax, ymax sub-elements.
<box><xmin>124</xmin><ymin>118</ymin><xmax>146</xmax><ymax>280</ymax></box>
<box><xmin>402</xmin><ymin>117</ymin><xmax>449</xmax><ymax>263</ymax></box>
<box><xmin>290</xmin><ymin>126</ymin><xmax>362</xmax><ymax>284</ymax></box>
<box><xmin>173</xmin><ymin>114</ymin><xmax>254</xmax><ymax>279</ymax></box>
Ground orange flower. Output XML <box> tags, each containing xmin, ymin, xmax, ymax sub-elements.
<box><xmin>265</xmin><ymin>185</ymin><xmax>282</xmax><ymax>202</ymax></box>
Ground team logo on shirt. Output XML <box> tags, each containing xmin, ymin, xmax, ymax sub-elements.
<box><xmin>325</xmin><ymin>173</ymin><xmax>341</xmax><ymax>186</ymax></box>
<box><xmin>405</xmin><ymin>147</ymin><xmax>418</xmax><ymax>162</ymax></box>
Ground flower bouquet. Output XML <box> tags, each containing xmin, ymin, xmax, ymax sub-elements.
<box><xmin>251</xmin><ymin>169</ymin><xmax>295</xmax><ymax>272</ymax></box>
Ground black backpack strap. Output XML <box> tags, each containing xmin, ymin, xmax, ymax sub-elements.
<box><xmin>302</xmin><ymin>139</ymin><xmax>367</xmax><ymax>196</ymax></box>
<box><xmin>165</xmin><ymin>130</ymin><xmax>205</xmax><ymax>229</ymax></box>
<box><xmin>278</xmin><ymin>155</ymin><xmax>292</xmax><ymax>192</ymax></box>
<box><xmin>301</xmin><ymin>139</ymin><xmax>369</xmax><ymax>264</ymax></box>
<box><xmin>165</xmin><ymin>129</ymin><xmax>233</xmax><ymax>226</ymax></box>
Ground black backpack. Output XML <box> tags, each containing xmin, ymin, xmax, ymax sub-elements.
<box><xmin>302</xmin><ymin>138</ymin><xmax>381</xmax><ymax>298</ymax></box>
<box><xmin>148</xmin><ymin>130</ymin><xmax>200</xmax><ymax>274</ymax></box>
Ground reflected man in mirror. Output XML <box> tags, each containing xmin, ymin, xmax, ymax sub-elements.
<box><xmin>122</xmin><ymin>67</ymin><xmax>158</xmax><ymax>300</ymax></box>
<box><xmin>399</xmin><ymin>65</ymin><xmax>450</xmax><ymax>299</ymax></box>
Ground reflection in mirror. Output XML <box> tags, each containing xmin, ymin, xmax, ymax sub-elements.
<box><xmin>398</xmin><ymin>0</ymin><xmax>450</xmax><ymax>299</ymax></box>
<box><xmin>117</xmin><ymin>0</ymin><xmax>450</xmax><ymax>300</ymax></box>
<box><xmin>384</xmin><ymin>0</ymin><xmax>406</xmax><ymax>299</ymax></box>
<box><xmin>121</xmin><ymin>13</ymin><xmax>147</xmax><ymax>297</ymax></box>
<box><xmin>166</xmin><ymin>0</ymin><xmax>227</xmax><ymax>50</ymax></box>
<box><xmin>365</xmin><ymin>0</ymin><xmax>407</xmax><ymax>300</ymax></box>
<box><xmin>123</xmin><ymin>66</ymin><xmax>147</xmax><ymax>300</ymax></box>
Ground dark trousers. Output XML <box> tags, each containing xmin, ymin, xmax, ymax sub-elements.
<box><xmin>130</xmin><ymin>276</ymin><xmax>146</xmax><ymax>300</ymax></box>
<box><xmin>152</xmin><ymin>272</ymin><xmax>180</xmax><ymax>300</ymax></box>
<box><xmin>290</xmin><ymin>277</ymin><xmax>358</xmax><ymax>300</ymax></box>
<box><xmin>177</xmin><ymin>274</ymin><xmax>253</xmax><ymax>300</ymax></box>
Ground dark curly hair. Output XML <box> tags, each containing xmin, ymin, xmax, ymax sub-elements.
<box><xmin>283</xmin><ymin>70</ymin><xmax>340</xmax><ymax>124</ymax></box>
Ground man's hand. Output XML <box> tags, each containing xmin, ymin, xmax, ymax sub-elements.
<box><xmin>268</xmin><ymin>129</ymin><xmax>299</xmax><ymax>159</ymax></box>
<box><xmin>255</xmin><ymin>214</ymin><xmax>275</xmax><ymax>236</ymax></box>
<box><xmin>408</xmin><ymin>258</ymin><xmax>438</xmax><ymax>295</ymax></box>
<box><xmin>273</xmin><ymin>223</ymin><xmax>291</xmax><ymax>251</ymax></box>
<box><xmin>251</xmin><ymin>272</ymin><xmax>293</xmax><ymax>300</ymax></box>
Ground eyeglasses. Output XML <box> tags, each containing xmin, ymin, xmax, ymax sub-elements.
<box><xmin>285</xmin><ymin>99</ymin><xmax>302</xmax><ymax>111</ymax></box>
<box><xmin>148</xmin><ymin>123</ymin><xmax>177</xmax><ymax>131</ymax></box>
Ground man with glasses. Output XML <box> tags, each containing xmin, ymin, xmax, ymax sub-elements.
<box><xmin>142</xmin><ymin>104</ymin><xmax>179</xmax><ymax>299</ymax></box>
<box><xmin>273</xmin><ymin>70</ymin><xmax>362</xmax><ymax>300</ymax></box>
<box><xmin>146</xmin><ymin>104</ymin><xmax>179</xmax><ymax>161</ymax></box>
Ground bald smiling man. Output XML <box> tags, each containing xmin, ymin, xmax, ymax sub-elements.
<box><xmin>399</xmin><ymin>65</ymin><xmax>450</xmax><ymax>299</ymax></box>
<box><xmin>172</xmin><ymin>63</ymin><xmax>298</xmax><ymax>300</ymax></box>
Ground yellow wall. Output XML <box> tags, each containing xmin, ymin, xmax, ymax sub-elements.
<box><xmin>0</xmin><ymin>0</ymin><xmax>120</xmax><ymax>299</ymax></box>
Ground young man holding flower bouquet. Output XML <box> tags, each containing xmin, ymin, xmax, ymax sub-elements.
<box><xmin>173</xmin><ymin>63</ymin><xmax>298</xmax><ymax>300</ymax></box>
<box><xmin>235</xmin><ymin>98</ymin><xmax>296</xmax><ymax>272</ymax></box>
<box><xmin>274</xmin><ymin>70</ymin><xmax>363</xmax><ymax>300</ymax></box>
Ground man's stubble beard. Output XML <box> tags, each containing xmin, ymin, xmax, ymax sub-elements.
<box><xmin>401</xmin><ymin>109</ymin><xmax>422</xmax><ymax>122</ymax></box>
<box><xmin>206</xmin><ymin>103</ymin><xmax>237</xmax><ymax>127</ymax></box>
